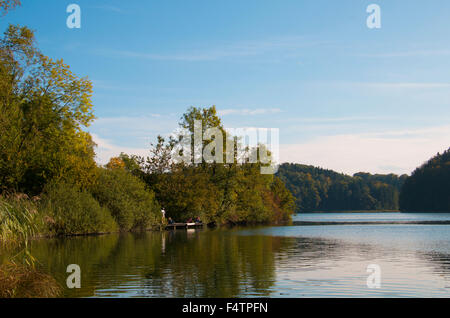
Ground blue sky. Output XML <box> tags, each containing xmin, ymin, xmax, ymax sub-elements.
<box><xmin>2</xmin><ymin>0</ymin><xmax>450</xmax><ymax>174</ymax></box>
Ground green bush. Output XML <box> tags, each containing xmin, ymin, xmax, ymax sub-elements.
<box><xmin>41</xmin><ymin>182</ymin><xmax>117</xmax><ymax>236</ymax></box>
<box><xmin>91</xmin><ymin>168</ymin><xmax>161</xmax><ymax>231</ymax></box>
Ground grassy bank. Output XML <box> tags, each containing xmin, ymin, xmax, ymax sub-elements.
<box><xmin>0</xmin><ymin>195</ymin><xmax>37</xmax><ymax>244</ymax></box>
<box><xmin>0</xmin><ymin>196</ymin><xmax>61</xmax><ymax>297</ymax></box>
<box><xmin>0</xmin><ymin>262</ymin><xmax>61</xmax><ymax>298</ymax></box>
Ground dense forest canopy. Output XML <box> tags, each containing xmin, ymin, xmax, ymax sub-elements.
<box><xmin>400</xmin><ymin>149</ymin><xmax>450</xmax><ymax>212</ymax></box>
<box><xmin>276</xmin><ymin>163</ymin><xmax>408</xmax><ymax>212</ymax></box>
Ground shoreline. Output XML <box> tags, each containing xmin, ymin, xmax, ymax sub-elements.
<box><xmin>295</xmin><ymin>210</ymin><xmax>450</xmax><ymax>214</ymax></box>
<box><xmin>293</xmin><ymin>220</ymin><xmax>450</xmax><ymax>226</ymax></box>
<box><xmin>295</xmin><ymin>210</ymin><xmax>400</xmax><ymax>214</ymax></box>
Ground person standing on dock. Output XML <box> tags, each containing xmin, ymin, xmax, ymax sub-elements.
<box><xmin>161</xmin><ymin>208</ymin><xmax>166</xmax><ymax>219</ymax></box>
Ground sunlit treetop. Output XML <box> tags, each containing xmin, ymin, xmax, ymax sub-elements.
<box><xmin>0</xmin><ymin>0</ymin><xmax>21</xmax><ymax>16</ymax></box>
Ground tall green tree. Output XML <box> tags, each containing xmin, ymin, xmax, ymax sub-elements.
<box><xmin>0</xmin><ymin>25</ymin><xmax>96</xmax><ymax>194</ymax></box>
<box><xmin>126</xmin><ymin>106</ymin><xmax>294</xmax><ymax>224</ymax></box>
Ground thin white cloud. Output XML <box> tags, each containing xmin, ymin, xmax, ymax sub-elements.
<box><xmin>89</xmin><ymin>115</ymin><xmax>178</xmax><ymax>157</ymax></box>
<box><xmin>92</xmin><ymin>118</ymin><xmax>450</xmax><ymax>175</ymax></box>
<box><xmin>365</xmin><ymin>126</ymin><xmax>450</xmax><ymax>138</ymax></box>
<box><xmin>358</xmin><ymin>49</ymin><xmax>450</xmax><ymax>58</ymax></box>
<box><xmin>357</xmin><ymin>82</ymin><xmax>450</xmax><ymax>89</ymax></box>
<box><xmin>92</xmin><ymin>134</ymin><xmax>148</xmax><ymax>164</ymax></box>
<box><xmin>91</xmin><ymin>5</ymin><xmax>124</xmax><ymax>13</ymax></box>
<box><xmin>218</xmin><ymin>108</ymin><xmax>282</xmax><ymax>116</ymax></box>
<box><xmin>95</xmin><ymin>115</ymin><xmax>163</xmax><ymax>123</ymax></box>
<box><xmin>90</xmin><ymin>113</ymin><xmax>450</xmax><ymax>175</ymax></box>
<box><xmin>92</xmin><ymin>115</ymin><xmax>174</xmax><ymax>132</ymax></box>
<box><xmin>327</xmin><ymin>81</ymin><xmax>450</xmax><ymax>90</ymax></box>
<box><xmin>281</xmin><ymin>116</ymin><xmax>387</xmax><ymax>123</ymax></box>
<box><xmin>93</xmin><ymin>36</ymin><xmax>327</xmax><ymax>62</ymax></box>
<box><xmin>280</xmin><ymin>125</ymin><xmax>450</xmax><ymax>175</ymax></box>
<box><xmin>91</xmin><ymin>79</ymin><xmax>138</xmax><ymax>91</ymax></box>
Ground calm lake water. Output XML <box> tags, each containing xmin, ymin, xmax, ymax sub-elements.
<box><xmin>4</xmin><ymin>213</ymin><xmax>450</xmax><ymax>297</ymax></box>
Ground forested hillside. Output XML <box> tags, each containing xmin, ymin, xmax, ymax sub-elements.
<box><xmin>276</xmin><ymin>163</ymin><xmax>408</xmax><ymax>212</ymax></box>
<box><xmin>400</xmin><ymin>149</ymin><xmax>450</xmax><ymax>212</ymax></box>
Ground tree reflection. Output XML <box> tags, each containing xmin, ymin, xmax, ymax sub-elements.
<box><xmin>25</xmin><ymin>229</ymin><xmax>292</xmax><ymax>297</ymax></box>
<box><xmin>12</xmin><ymin>227</ymin><xmax>450</xmax><ymax>297</ymax></box>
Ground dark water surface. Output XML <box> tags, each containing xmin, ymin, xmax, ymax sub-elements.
<box><xmin>4</xmin><ymin>213</ymin><xmax>450</xmax><ymax>297</ymax></box>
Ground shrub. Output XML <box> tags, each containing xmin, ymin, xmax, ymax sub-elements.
<box><xmin>41</xmin><ymin>182</ymin><xmax>117</xmax><ymax>236</ymax></box>
<box><xmin>91</xmin><ymin>168</ymin><xmax>161</xmax><ymax>231</ymax></box>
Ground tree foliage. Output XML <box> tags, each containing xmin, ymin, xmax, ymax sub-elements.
<box><xmin>0</xmin><ymin>25</ymin><xmax>96</xmax><ymax>194</ymax></box>
<box><xmin>90</xmin><ymin>168</ymin><xmax>161</xmax><ymax>231</ymax></box>
<box><xmin>41</xmin><ymin>182</ymin><xmax>117</xmax><ymax>236</ymax></box>
<box><xmin>400</xmin><ymin>148</ymin><xmax>450</xmax><ymax>212</ymax></box>
<box><xmin>125</xmin><ymin>106</ymin><xmax>294</xmax><ymax>225</ymax></box>
<box><xmin>277</xmin><ymin>163</ymin><xmax>407</xmax><ymax>212</ymax></box>
<box><xmin>0</xmin><ymin>0</ymin><xmax>20</xmax><ymax>16</ymax></box>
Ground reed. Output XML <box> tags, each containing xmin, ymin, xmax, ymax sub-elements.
<box><xmin>0</xmin><ymin>195</ymin><xmax>37</xmax><ymax>245</ymax></box>
<box><xmin>0</xmin><ymin>262</ymin><xmax>61</xmax><ymax>298</ymax></box>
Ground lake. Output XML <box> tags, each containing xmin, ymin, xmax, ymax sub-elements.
<box><xmin>5</xmin><ymin>212</ymin><xmax>450</xmax><ymax>297</ymax></box>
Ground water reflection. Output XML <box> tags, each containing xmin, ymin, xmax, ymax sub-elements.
<box><xmin>2</xmin><ymin>222</ymin><xmax>449</xmax><ymax>297</ymax></box>
<box><xmin>26</xmin><ymin>229</ymin><xmax>285</xmax><ymax>297</ymax></box>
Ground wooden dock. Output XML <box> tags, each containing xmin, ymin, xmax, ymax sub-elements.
<box><xmin>165</xmin><ymin>222</ymin><xmax>204</xmax><ymax>230</ymax></box>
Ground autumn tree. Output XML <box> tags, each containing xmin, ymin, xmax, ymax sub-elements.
<box><xmin>127</xmin><ymin>106</ymin><xmax>294</xmax><ymax>224</ymax></box>
<box><xmin>0</xmin><ymin>25</ymin><xmax>96</xmax><ymax>194</ymax></box>
<box><xmin>0</xmin><ymin>0</ymin><xmax>20</xmax><ymax>16</ymax></box>
<box><xmin>106</xmin><ymin>157</ymin><xmax>126</xmax><ymax>170</ymax></box>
